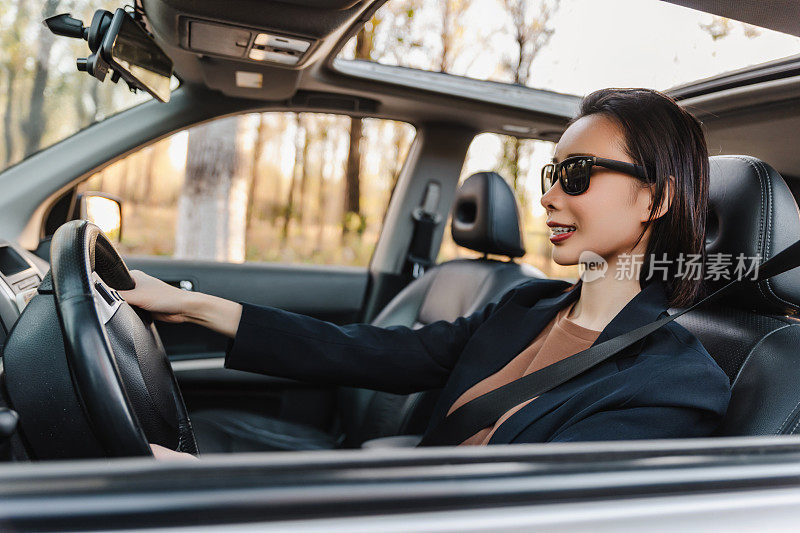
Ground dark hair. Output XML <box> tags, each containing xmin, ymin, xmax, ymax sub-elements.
<box><xmin>567</xmin><ymin>88</ymin><xmax>709</xmax><ymax>308</ymax></box>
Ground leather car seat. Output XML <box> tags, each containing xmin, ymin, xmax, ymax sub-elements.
<box><xmin>191</xmin><ymin>171</ymin><xmax>547</xmax><ymax>452</ymax></box>
<box><xmin>670</xmin><ymin>156</ymin><xmax>800</xmax><ymax>436</ymax></box>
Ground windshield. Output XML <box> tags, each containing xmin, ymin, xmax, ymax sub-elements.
<box><xmin>0</xmin><ymin>1</ymin><xmax>153</xmax><ymax>174</ymax></box>
<box><xmin>336</xmin><ymin>0</ymin><xmax>800</xmax><ymax>97</ymax></box>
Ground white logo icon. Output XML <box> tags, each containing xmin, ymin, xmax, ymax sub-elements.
<box><xmin>578</xmin><ymin>250</ymin><xmax>607</xmax><ymax>282</ymax></box>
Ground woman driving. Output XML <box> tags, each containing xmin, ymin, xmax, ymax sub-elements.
<box><xmin>123</xmin><ymin>88</ymin><xmax>731</xmax><ymax>459</ymax></box>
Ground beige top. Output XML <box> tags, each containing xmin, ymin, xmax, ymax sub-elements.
<box><xmin>448</xmin><ymin>299</ymin><xmax>602</xmax><ymax>446</ymax></box>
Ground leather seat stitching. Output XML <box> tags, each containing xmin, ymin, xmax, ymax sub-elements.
<box><xmin>487</xmin><ymin>174</ymin><xmax>496</xmax><ymax>251</ymax></box>
<box><xmin>778</xmin><ymin>394</ymin><xmax>800</xmax><ymax>434</ymax></box>
<box><xmin>730</xmin><ymin>156</ymin><xmax>770</xmax><ymax>306</ymax></box>
<box><xmin>789</xmin><ymin>412</ymin><xmax>800</xmax><ymax>435</ymax></box>
<box><xmin>729</xmin><ymin>156</ymin><xmax>796</xmax><ymax>312</ymax></box>
<box><xmin>731</xmin><ymin>323</ymin><xmax>795</xmax><ymax>391</ymax></box>
<box><xmin>754</xmin><ymin>159</ymin><xmax>797</xmax><ymax>311</ymax></box>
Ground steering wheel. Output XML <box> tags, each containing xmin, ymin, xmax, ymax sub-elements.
<box><xmin>5</xmin><ymin>220</ymin><xmax>197</xmax><ymax>458</ymax></box>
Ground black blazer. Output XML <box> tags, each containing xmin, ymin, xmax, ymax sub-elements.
<box><xmin>224</xmin><ymin>277</ymin><xmax>732</xmax><ymax>445</ymax></box>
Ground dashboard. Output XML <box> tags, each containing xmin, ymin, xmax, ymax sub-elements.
<box><xmin>0</xmin><ymin>243</ymin><xmax>47</xmax><ymax>348</ymax></box>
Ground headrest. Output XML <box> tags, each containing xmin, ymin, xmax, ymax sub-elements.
<box><xmin>705</xmin><ymin>155</ymin><xmax>800</xmax><ymax>315</ymax></box>
<box><xmin>451</xmin><ymin>171</ymin><xmax>525</xmax><ymax>258</ymax></box>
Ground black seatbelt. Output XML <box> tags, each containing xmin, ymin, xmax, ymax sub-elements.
<box><xmin>418</xmin><ymin>239</ymin><xmax>800</xmax><ymax>447</ymax></box>
<box><xmin>404</xmin><ymin>183</ymin><xmax>442</xmax><ymax>279</ymax></box>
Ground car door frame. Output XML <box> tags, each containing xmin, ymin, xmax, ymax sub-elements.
<box><xmin>0</xmin><ymin>82</ymin><xmax>478</xmax><ymax>434</ymax></box>
<box><xmin>3</xmin><ymin>435</ymin><xmax>800</xmax><ymax>531</ymax></box>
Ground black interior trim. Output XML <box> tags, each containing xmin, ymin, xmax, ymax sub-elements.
<box><xmin>2</xmin><ymin>437</ymin><xmax>800</xmax><ymax>529</ymax></box>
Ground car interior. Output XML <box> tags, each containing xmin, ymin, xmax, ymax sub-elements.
<box><xmin>1</xmin><ymin>0</ymin><xmax>800</xmax><ymax>462</ymax></box>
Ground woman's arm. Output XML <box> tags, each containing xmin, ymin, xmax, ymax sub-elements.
<box><xmin>118</xmin><ymin>270</ymin><xmax>242</xmax><ymax>337</ymax></box>
<box><xmin>119</xmin><ymin>270</ymin><xmax>513</xmax><ymax>395</ymax></box>
<box><xmin>184</xmin><ymin>291</ymin><xmax>242</xmax><ymax>338</ymax></box>
<box><xmin>223</xmin><ymin>298</ymin><xmax>498</xmax><ymax>394</ymax></box>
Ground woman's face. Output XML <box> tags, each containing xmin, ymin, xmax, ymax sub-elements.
<box><xmin>541</xmin><ymin>114</ymin><xmax>663</xmax><ymax>270</ymax></box>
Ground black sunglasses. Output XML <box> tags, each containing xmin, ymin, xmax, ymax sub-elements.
<box><xmin>541</xmin><ymin>155</ymin><xmax>648</xmax><ymax>196</ymax></box>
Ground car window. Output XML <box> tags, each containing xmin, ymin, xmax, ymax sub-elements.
<box><xmin>77</xmin><ymin>112</ymin><xmax>416</xmax><ymax>267</ymax></box>
<box><xmin>438</xmin><ymin>132</ymin><xmax>579</xmax><ymax>280</ymax></box>
<box><xmin>336</xmin><ymin>0</ymin><xmax>800</xmax><ymax>96</ymax></box>
<box><xmin>0</xmin><ymin>1</ymin><xmax>156</xmax><ymax>174</ymax></box>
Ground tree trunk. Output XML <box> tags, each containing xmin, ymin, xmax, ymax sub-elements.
<box><xmin>141</xmin><ymin>146</ymin><xmax>156</xmax><ymax>203</ymax></box>
<box><xmin>342</xmin><ymin>117</ymin><xmax>363</xmax><ymax>235</ymax></box>
<box><xmin>282</xmin><ymin>115</ymin><xmax>306</xmax><ymax>243</ymax></box>
<box><xmin>440</xmin><ymin>0</ymin><xmax>453</xmax><ymax>72</ymax></box>
<box><xmin>510</xmin><ymin>137</ymin><xmax>521</xmax><ymax>189</ymax></box>
<box><xmin>314</xmin><ymin>124</ymin><xmax>331</xmax><ymax>253</ymax></box>
<box><xmin>175</xmin><ymin>116</ymin><xmax>251</xmax><ymax>262</ymax></box>
<box><xmin>74</xmin><ymin>76</ymin><xmax>90</xmax><ymax>127</ymax></box>
<box><xmin>246</xmin><ymin>114</ymin><xmax>267</xmax><ymax>231</ymax></box>
<box><xmin>499</xmin><ymin>136</ymin><xmax>523</xmax><ymax>206</ymax></box>
<box><xmin>118</xmin><ymin>157</ymin><xmax>131</xmax><ymax>199</ymax></box>
<box><xmin>496</xmin><ymin>0</ymin><xmax>559</xmax><ymax>211</ymax></box>
<box><xmin>3</xmin><ymin>67</ymin><xmax>16</xmax><ymax>166</ymax></box>
<box><xmin>88</xmin><ymin>78</ymin><xmax>100</xmax><ymax>121</ymax></box>
<box><xmin>340</xmin><ymin>26</ymin><xmax>374</xmax><ymax>236</ymax></box>
<box><xmin>388</xmin><ymin>123</ymin><xmax>407</xmax><ymax>198</ymax></box>
<box><xmin>298</xmin><ymin>119</ymin><xmax>314</xmax><ymax>231</ymax></box>
<box><xmin>74</xmin><ymin>74</ymin><xmax>101</xmax><ymax>128</ymax></box>
<box><xmin>21</xmin><ymin>0</ymin><xmax>60</xmax><ymax>158</ymax></box>
<box><xmin>2</xmin><ymin>0</ymin><xmax>28</xmax><ymax>166</ymax></box>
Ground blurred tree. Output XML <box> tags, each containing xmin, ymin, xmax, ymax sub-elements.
<box><xmin>282</xmin><ymin>114</ymin><xmax>308</xmax><ymax>243</ymax></box>
<box><xmin>21</xmin><ymin>0</ymin><xmax>61</xmax><ymax>158</ymax></box>
<box><xmin>140</xmin><ymin>145</ymin><xmax>158</xmax><ymax>204</ymax></box>
<box><xmin>700</xmin><ymin>16</ymin><xmax>732</xmax><ymax>40</ymax></box>
<box><xmin>74</xmin><ymin>70</ymin><xmax>101</xmax><ymax>128</ymax></box>
<box><xmin>314</xmin><ymin>116</ymin><xmax>334</xmax><ymax>254</ymax></box>
<box><xmin>1</xmin><ymin>0</ymin><xmax>28</xmax><ymax>165</ymax></box>
<box><xmin>699</xmin><ymin>15</ymin><xmax>761</xmax><ymax>40</ymax></box>
<box><xmin>262</xmin><ymin>113</ymin><xmax>287</xmax><ymax>225</ymax></box>
<box><xmin>388</xmin><ymin>124</ymin><xmax>408</xmax><ymax>197</ymax></box>
<box><xmin>438</xmin><ymin>0</ymin><xmax>472</xmax><ymax>72</ymax></box>
<box><xmin>343</xmin><ymin>115</ymin><xmax>364</xmax><ymax>236</ymax></box>
<box><xmin>118</xmin><ymin>156</ymin><xmax>130</xmax><ymax>199</ymax></box>
<box><xmin>246</xmin><ymin>113</ymin><xmax>267</xmax><ymax>231</ymax></box>
<box><xmin>342</xmin><ymin>21</ymin><xmax>380</xmax><ymax>235</ymax></box>
<box><xmin>498</xmin><ymin>0</ymin><xmax>559</xmax><ymax>208</ymax></box>
<box><xmin>369</xmin><ymin>3</ymin><xmax>421</xmax><ymax>199</ymax></box>
<box><xmin>370</xmin><ymin>0</ymin><xmax>423</xmax><ymax>63</ymax></box>
<box><xmin>298</xmin><ymin>118</ymin><xmax>317</xmax><ymax>234</ymax></box>
<box><xmin>175</xmin><ymin>116</ymin><xmax>252</xmax><ymax>261</ymax></box>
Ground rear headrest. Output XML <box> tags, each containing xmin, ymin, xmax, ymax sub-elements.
<box><xmin>451</xmin><ymin>171</ymin><xmax>525</xmax><ymax>258</ymax></box>
<box><xmin>706</xmin><ymin>155</ymin><xmax>800</xmax><ymax>315</ymax></box>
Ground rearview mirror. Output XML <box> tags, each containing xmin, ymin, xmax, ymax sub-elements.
<box><xmin>45</xmin><ymin>8</ymin><xmax>173</xmax><ymax>102</ymax></box>
<box><xmin>79</xmin><ymin>192</ymin><xmax>123</xmax><ymax>243</ymax></box>
<box><xmin>102</xmin><ymin>9</ymin><xmax>173</xmax><ymax>102</ymax></box>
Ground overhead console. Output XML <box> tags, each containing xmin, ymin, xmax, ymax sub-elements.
<box><xmin>145</xmin><ymin>0</ymin><xmax>372</xmax><ymax>99</ymax></box>
<box><xmin>185</xmin><ymin>18</ymin><xmax>317</xmax><ymax>68</ymax></box>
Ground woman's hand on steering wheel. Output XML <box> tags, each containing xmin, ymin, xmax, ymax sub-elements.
<box><xmin>118</xmin><ymin>270</ymin><xmax>193</xmax><ymax>324</ymax></box>
<box><xmin>120</xmin><ymin>270</ymin><xmax>243</xmax><ymax>338</ymax></box>
<box><xmin>150</xmin><ymin>443</ymin><xmax>200</xmax><ymax>461</ymax></box>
